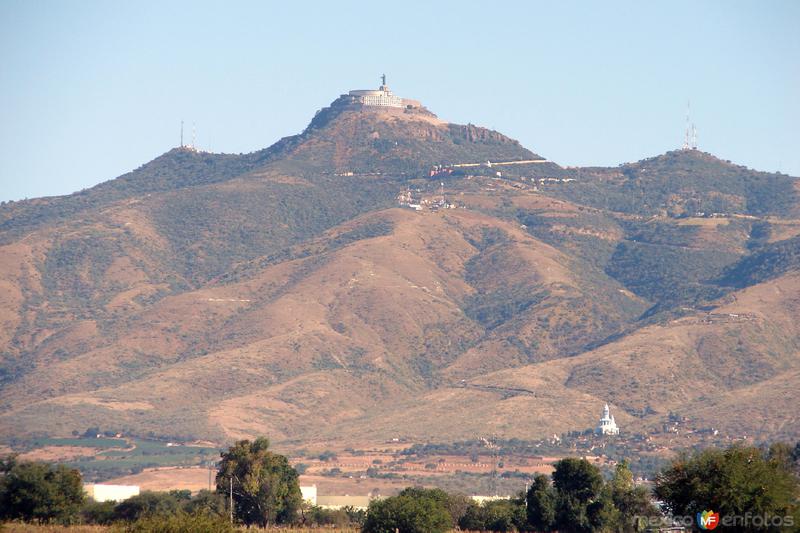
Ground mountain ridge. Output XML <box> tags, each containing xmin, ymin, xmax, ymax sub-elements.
<box><xmin>1</xmin><ymin>88</ymin><xmax>799</xmax><ymax>449</ymax></box>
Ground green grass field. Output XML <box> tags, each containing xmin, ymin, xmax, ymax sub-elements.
<box><xmin>29</xmin><ymin>438</ymin><xmax>128</xmax><ymax>449</ymax></box>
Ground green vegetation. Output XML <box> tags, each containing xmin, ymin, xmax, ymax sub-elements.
<box><xmin>460</xmin><ymin>498</ymin><xmax>527</xmax><ymax>532</ymax></box>
<box><xmin>0</xmin><ymin>457</ymin><xmax>85</xmax><ymax>524</ymax></box>
<box><xmin>145</xmin><ymin>173</ymin><xmax>399</xmax><ymax>282</ymax></box>
<box><xmin>516</xmin><ymin>209</ymin><xmax>622</xmax><ymax>271</ymax></box>
<box><xmin>30</xmin><ymin>438</ymin><xmax>126</xmax><ymax>449</ymax></box>
<box><xmin>361</xmin><ymin>459</ymin><xmax>658</xmax><ymax>533</ymax></box>
<box><xmin>654</xmin><ymin>445</ymin><xmax>799</xmax><ymax>531</ymax></box>
<box><xmin>2</xmin><ymin>440</ymin><xmax>799</xmax><ymax>532</ymax></box>
<box><xmin>553</xmin><ymin>150</ymin><xmax>798</xmax><ymax>217</ymax></box>
<box><xmin>362</xmin><ymin>488</ymin><xmax>453</xmax><ymax>533</ymax></box>
<box><xmin>117</xmin><ymin>510</ymin><xmax>234</xmax><ymax>533</ymax></box>
<box><xmin>215</xmin><ymin>437</ymin><xmax>301</xmax><ymax>527</ymax></box>
<box><xmin>0</xmin><ymin>148</ymin><xmax>264</xmax><ymax>244</ymax></box>
<box><xmin>605</xmin><ymin>240</ymin><xmax>733</xmax><ymax>304</ymax></box>
<box><xmin>302</xmin><ymin>505</ymin><xmax>365</xmax><ymax>528</ymax></box>
<box><xmin>59</xmin><ymin>438</ymin><xmax>219</xmax><ymax>482</ymax></box>
<box><xmin>719</xmin><ymin>234</ymin><xmax>800</xmax><ymax>288</ymax></box>
<box><xmin>0</xmin><ymin>436</ymin><xmax>219</xmax><ymax>483</ymax></box>
<box><xmin>524</xmin><ymin>459</ymin><xmax>657</xmax><ymax>533</ymax></box>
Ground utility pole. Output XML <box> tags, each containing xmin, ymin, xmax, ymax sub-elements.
<box><xmin>229</xmin><ymin>476</ymin><xmax>233</xmax><ymax>524</ymax></box>
<box><xmin>524</xmin><ymin>481</ymin><xmax>529</xmax><ymax>508</ymax></box>
<box><xmin>492</xmin><ymin>434</ymin><xmax>498</xmax><ymax>497</ymax></box>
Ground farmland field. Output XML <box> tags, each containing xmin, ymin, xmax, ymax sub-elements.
<box><xmin>10</xmin><ymin>437</ymin><xmax>221</xmax><ymax>482</ymax></box>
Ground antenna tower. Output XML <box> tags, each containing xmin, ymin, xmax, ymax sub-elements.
<box><xmin>180</xmin><ymin>120</ymin><xmax>184</xmax><ymax>148</ymax></box>
<box><xmin>683</xmin><ymin>100</ymin><xmax>691</xmax><ymax>150</ymax></box>
<box><xmin>192</xmin><ymin>122</ymin><xmax>196</xmax><ymax>151</ymax></box>
<box><xmin>482</xmin><ymin>434</ymin><xmax>499</xmax><ymax>496</ymax></box>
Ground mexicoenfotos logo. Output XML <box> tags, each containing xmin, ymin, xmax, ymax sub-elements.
<box><xmin>697</xmin><ymin>510</ymin><xmax>720</xmax><ymax>530</ymax></box>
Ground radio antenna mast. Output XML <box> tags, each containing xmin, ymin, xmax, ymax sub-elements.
<box><xmin>180</xmin><ymin>120</ymin><xmax>184</xmax><ymax>148</ymax></box>
<box><xmin>683</xmin><ymin>100</ymin><xmax>691</xmax><ymax>150</ymax></box>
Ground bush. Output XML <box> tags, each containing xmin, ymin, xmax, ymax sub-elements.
<box><xmin>116</xmin><ymin>510</ymin><xmax>235</xmax><ymax>533</ymax></box>
<box><xmin>459</xmin><ymin>498</ymin><xmax>526</xmax><ymax>532</ymax></box>
<box><xmin>362</xmin><ymin>489</ymin><xmax>452</xmax><ymax>533</ymax></box>
<box><xmin>304</xmin><ymin>505</ymin><xmax>363</xmax><ymax>527</ymax></box>
<box><xmin>82</xmin><ymin>500</ymin><xmax>117</xmax><ymax>524</ymax></box>
<box><xmin>112</xmin><ymin>491</ymin><xmax>184</xmax><ymax>522</ymax></box>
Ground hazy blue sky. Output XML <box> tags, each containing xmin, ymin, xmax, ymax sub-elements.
<box><xmin>1</xmin><ymin>1</ymin><xmax>798</xmax><ymax>201</ymax></box>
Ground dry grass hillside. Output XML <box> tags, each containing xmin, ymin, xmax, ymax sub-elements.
<box><xmin>0</xmin><ymin>206</ymin><xmax>645</xmax><ymax>442</ymax></box>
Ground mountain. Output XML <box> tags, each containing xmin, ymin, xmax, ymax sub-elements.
<box><xmin>1</xmin><ymin>85</ymin><xmax>799</xmax><ymax>449</ymax></box>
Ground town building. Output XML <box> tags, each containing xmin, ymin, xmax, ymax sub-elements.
<box><xmin>595</xmin><ymin>403</ymin><xmax>620</xmax><ymax>435</ymax></box>
<box><xmin>84</xmin><ymin>484</ymin><xmax>140</xmax><ymax>502</ymax></box>
<box><xmin>317</xmin><ymin>494</ymin><xmax>376</xmax><ymax>511</ymax></box>
<box><xmin>300</xmin><ymin>484</ymin><xmax>317</xmax><ymax>506</ymax></box>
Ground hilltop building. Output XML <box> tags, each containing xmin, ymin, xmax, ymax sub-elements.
<box><xmin>595</xmin><ymin>403</ymin><xmax>619</xmax><ymax>436</ymax></box>
<box><xmin>346</xmin><ymin>74</ymin><xmax>422</xmax><ymax>110</ymax></box>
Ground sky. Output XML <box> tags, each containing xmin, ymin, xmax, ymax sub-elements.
<box><xmin>1</xmin><ymin>0</ymin><xmax>798</xmax><ymax>202</ymax></box>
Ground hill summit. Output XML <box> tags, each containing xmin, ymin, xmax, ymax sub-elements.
<box><xmin>262</xmin><ymin>76</ymin><xmax>551</xmax><ymax>176</ymax></box>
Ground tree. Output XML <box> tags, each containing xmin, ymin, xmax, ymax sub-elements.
<box><xmin>458</xmin><ymin>501</ymin><xmax>486</xmax><ymax>531</ymax></box>
<box><xmin>526</xmin><ymin>473</ymin><xmax>556</xmax><ymax>531</ymax></box>
<box><xmin>586</xmin><ymin>485</ymin><xmax>620</xmax><ymax>532</ymax></box>
<box><xmin>551</xmin><ymin>458</ymin><xmax>606</xmax><ymax>533</ymax></box>
<box><xmin>482</xmin><ymin>498</ymin><xmax>527</xmax><ymax>532</ymax></box>
<box><xmin>215</xmin><ymin>437</ymin><xmax>301</xmax><ymax>527</ymax></box>
<box><xmin>0</xmin><ymin>456</ymin><xmax>85</xmax><ymax>524</ymax></box>
<box><xmin>552</xmin><ymin>458</ymin><xmax>604</xmax><ymax>503</ymax></box>
<box><xmin>655</xmin><ymin>445</ymin><xmax>799</xmax><ymax>532</ymax></box>
<box><xmin>608</xmin><ymin>461</ymin><xmax>658</xmax><ymax>532</ymax></box>
<box><xmin>362</xmin><ymin>491</ymin><xmax>452</xmax><ymax>533</ymax></box>
<box><xmin>443</xmin><ymin>491</ymin><xmax>472</xmax><ymax>528</ymax></box>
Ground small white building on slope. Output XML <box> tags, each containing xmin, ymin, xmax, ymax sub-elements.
<box><xmin>595</xmin><ymin>403</ymin><xmax>619</xmax><ymax>436</ymax></box>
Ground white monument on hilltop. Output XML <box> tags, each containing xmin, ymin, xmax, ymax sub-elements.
<box><xmin>346</xmin><ymin>74</ymin><xmax>422</xmax><ymax>109</ymax></box>
<box><xmin>595</xmin><ymin>403</ymin><xmax>619</xmax><ymax>436</ymax></box>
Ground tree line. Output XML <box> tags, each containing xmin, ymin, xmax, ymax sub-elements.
<box><xmin>1</xmin><ymin>438</ymin><xmax>798</xmax><ymax>532</ymax></box>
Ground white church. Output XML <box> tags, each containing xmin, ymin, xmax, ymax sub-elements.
<box><xmin>595</xmin><ymin>403</ymin><xmax>619</xmax><ymax>435</ymax></box>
